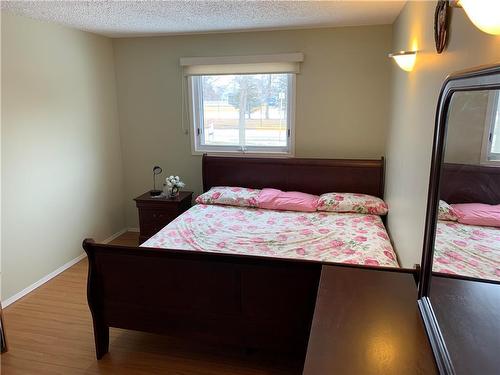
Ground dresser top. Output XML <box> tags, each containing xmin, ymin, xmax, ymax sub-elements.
<box><xmin>430</xmin><ymin>276</ymin><xmax>500</xmax><ymax>375</ymax></box>
<box><xmin>134</xmin><ymin>191</ymin><xmax>193</xmax><ymax>203</ymax></box>
<box><xmin>303</xmin><ymin>265</ymin><xmax>437</xmax><ymax>375</ymax></box>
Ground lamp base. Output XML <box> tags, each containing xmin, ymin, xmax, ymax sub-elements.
<box><xmin>150</xmin><ymin>190</ymin><xmax>162</xmax><ymax>197</ymax></box>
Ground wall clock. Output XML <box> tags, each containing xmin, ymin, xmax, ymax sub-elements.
<box><xmin>434</xmin><ymin>0</ymin><xmax>450</xmax><ymax>54</ymax></box>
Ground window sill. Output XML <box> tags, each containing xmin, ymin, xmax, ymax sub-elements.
<box><xmin>192</xmin><ymin>150</ymin><xmax>294</xmax><ymax>158</ymax></box>
<box><xmin>480</xmin><ymin>160</ymin><xmax>500</xmax><ymax>167</ymax></box>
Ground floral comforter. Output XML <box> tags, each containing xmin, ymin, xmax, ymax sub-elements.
<box><xmin>433</xmin><ymin>220</ymin><xmax>500</xmax><ymax>281</ymax></box>
<box><xmin>141</xmin><ymin>204</ymin><xmax>399</xmax><ymax>268</ymax></box>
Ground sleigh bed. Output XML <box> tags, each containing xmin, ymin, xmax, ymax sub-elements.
<box><xmin>83</xmin><ymin>155</ymin><xmax>403</xmax><ymax>361</ymax></box>
<box><xmin>433</xmin><ymin>163</ymin><xmax>500</xmax><ymax>282</ymax></box>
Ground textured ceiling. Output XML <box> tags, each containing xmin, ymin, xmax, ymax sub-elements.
<box><xmin>1</xmin><ymin>1</ymin><xmax>406</xmax><ymax>38</ymax></box>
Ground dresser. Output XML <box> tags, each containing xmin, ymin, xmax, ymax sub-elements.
<box><xmin>303</xmin><ymin>266</ymin><xmax>437</xmax><ymax>375</ymax></box>
<box><xmin>134</xmin><ymin>191</ymin><xmax>193</xmax><ymax>244</ymax></box>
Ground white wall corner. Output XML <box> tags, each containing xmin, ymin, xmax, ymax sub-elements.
<box><xmin>2</xmin><ymin>252</ymin><xmax>86</xmax><ymax>308</ymax></box>
<box><xmin>2</xmin><ymin>227</ymin><xmax>129</xmax><ymax>308</ymax></box>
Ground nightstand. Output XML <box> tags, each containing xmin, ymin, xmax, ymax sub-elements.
<box><xmin>134</xmin><ymin>191</ymin><xmax>193</xmax><ymax>244</ymax></box>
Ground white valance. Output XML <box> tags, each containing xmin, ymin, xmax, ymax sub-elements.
<box><xmin>180</xmin><ymin>53</ymin><xmax>304</xmax><ymax>76</ymax></box>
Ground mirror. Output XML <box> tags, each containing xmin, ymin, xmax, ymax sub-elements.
<box><xmin>434</xmin><ymin>89</ymin><xmax>500</xmax><ymax>282</ymax></box>
<box><xmin>419</xmin><ymin>66</ymin><xmax>500</xmax><ymax>375</ymax></box>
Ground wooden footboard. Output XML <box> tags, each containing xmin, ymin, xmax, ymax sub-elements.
<box><xmin>83</xmin><ymin>239</ymin><xmax>322</xmax><ymax>360</ymax></box>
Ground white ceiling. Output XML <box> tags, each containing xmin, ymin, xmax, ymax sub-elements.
<box><xmin>1</xmin><ymin>1</ymin><xmax>406</xmax><ymax>38</ymax></box>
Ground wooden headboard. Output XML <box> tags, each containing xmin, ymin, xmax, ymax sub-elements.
<box><xmin>202</xmin><ymin>155</ymin><xmax>385</xmax><ymax>198</ymax></box>
<box><xmin>440</xmin><ymin>163</ymin><xmax>500</xmax><ymax>204</ymax></box>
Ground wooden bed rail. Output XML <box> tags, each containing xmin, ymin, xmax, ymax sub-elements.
<box><xmin>83</xmin><ymin>239</ymin><xmax>322</xmax><ymax>360</ymax></box>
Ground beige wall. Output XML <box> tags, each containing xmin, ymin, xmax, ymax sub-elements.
<box><xmin>1</xmin><ymin>13</ymin><xmax>125</xmax><ymax>300</ymax></box>
<box><xmin>113</xmin><ymin>26</ymin><xmax>393</xmax><ymax>227</ymax></box>
<box><xmin>385</xmin><ymin>2</ymin><xmax>500</xmax><ymax>267</ymax></box>
<box><xmin>444</xmin><ymin>90</ymin><xmax>490</xmax><ymax>165</ymax></box>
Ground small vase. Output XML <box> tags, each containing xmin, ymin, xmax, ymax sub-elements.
<box><xmin>168</xmin><ymin>186</ymin><xmax>179</xmax><ymax>199</ymax></box>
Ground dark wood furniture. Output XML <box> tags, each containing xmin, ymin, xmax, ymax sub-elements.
<box><xmin>202</xmin><ymin>155</ymin><xmax>386</xmax><ymax>198</ymax></box>
<box><xmin>440</xmin><ymin>163</ymin><xmax>500</xmax><ymax>205</ymax></box>
<box><xmin>83</xmin><ymin>155</ymin><xmax>403</xmax><ymax>362</ymax></box>
<box><xmin>135</xmin><ymin>191</ymin><xmax>192</xmax><ymax>244</ymax></box>
<box><xmin>84</xmin><ymin>240</ymin><xmax>322</xmax><ymax>360</ymax></box>
<box><xmin>431</xmin><ymin>277</ymin><xmax>500</xmax><ymax>375</ymax></box>
<box><xmin>0</xmin><ymin>304</ymin><xmax>6</xmax><ymax>354</ymax></box>
<box><xmin>418</xmin><ymin>65</ymin><xmax>500</xmax><ymax>374</ymax></box>
<box><xmin>304</xmin><ymin>266</ymin><xmax>437</xmax><ymax>374</ymax></box>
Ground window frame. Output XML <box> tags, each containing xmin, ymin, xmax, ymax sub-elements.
<box><xmin>188</xmin><ymin>73</ymin><xmax>296</xmax><ymax>157</ymax></box>
<box><xmin>480</xmin><ymin>90</ymin><xmax>500</xmax><ymax>165</ymax></box>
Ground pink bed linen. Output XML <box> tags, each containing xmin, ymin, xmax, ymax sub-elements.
<box><xmin>257</xmin><ymin>188</ymin><xmax>319</xmax><ymax>212</ymax></box>
<box><xmin>452</xmin><ymin>203</ymin><xmax>500</xmax><ymax>228</ymax></box>
<box><xmin>141</xmin><ymin>204</ymin><xmax>399</xmax><ymax>268</ymax></box>
<box><xmin>433</xmin><ymin>220</ymin><xmax>500</xmax><ymax>281</ymax></box>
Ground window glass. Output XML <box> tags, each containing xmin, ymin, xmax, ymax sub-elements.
<box><xmin>190</xmin><ymin>73</ymin><xmax>293</xmax><ymax>154</ymax></box>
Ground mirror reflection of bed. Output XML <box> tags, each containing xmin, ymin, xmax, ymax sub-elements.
<box><xmin>433</xmin><ymin>90</ymin><xmax>500</xmax><ymax>283</ymax></box>
<box><xmin>422</xmin><ymin>83</ymin><xmax>500</xmax><ymax>374</ymax></box>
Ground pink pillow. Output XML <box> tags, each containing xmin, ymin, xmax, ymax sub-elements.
<box><xmin>257</xmin><ymin>188</ymin><xmax>319</xmax><ymax>212</ymax></box>
<box><xmin>452</xmin><ymin>203</ymin><xmax>500</xmax><ymax>228</ymax></box>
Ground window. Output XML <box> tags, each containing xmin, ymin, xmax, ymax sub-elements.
<box><xmin>189</xmin><ymin>73</ymin><xmax>293</xmax><ymax>154</ymax></box>
<box><xmin>182</xmin><ymin>53</ymin><xmax>302</xmax><ymax>155</ymax></box>
<box><xmin>481</xmin><ymin>91</ymin><xmax>500</xmax><ymax>164</ymax></box>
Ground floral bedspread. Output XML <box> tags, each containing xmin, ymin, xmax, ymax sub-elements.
<box><xmin>433</xmin><ymin>220</ymin><xmax>500</xmax><ymax>281</ymax></box>
<box><xmin>141</xmin><ymin>204</ymin><xmax>399</xmax><ymax>268</ymax></box>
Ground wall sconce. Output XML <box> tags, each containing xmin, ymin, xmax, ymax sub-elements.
<box><xmin>388</xmin><ymin>51</ymin><xmax>417</xmax><ymax>72</ymax></box>
<box><xmin>450</xmin><ymin>0</ymin><xmax>500</xmax><ymax>35</ymax></box>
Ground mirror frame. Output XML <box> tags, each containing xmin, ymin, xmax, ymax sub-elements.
<box><xmin>417</xmin><ymin>64</ymin><xmax>500</xmax><ymax>375</ymax></box>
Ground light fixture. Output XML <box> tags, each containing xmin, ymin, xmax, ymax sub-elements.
<box><xmin>450</xmin><ymin>0</ymin><xmax>500</xmax><ymax>35</ymax></box>
<box><xmin>388</xmin><ymin>51</ymin><xmax>417</xmax><ymax>72</ymax></box>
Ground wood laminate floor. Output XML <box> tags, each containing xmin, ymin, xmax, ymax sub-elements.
<box><xmin>1</xmin><ymin>232</ymin><xmax>301</xmax><ymax>374</ymax></box>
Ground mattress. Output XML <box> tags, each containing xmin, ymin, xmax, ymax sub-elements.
<box><xmin>141</xmin><ymin>204</ymin><xmax>399</xmax><ymax>268</ymax></box>
<box><xmin>433</xmin><ymin>220</ymin><xmax>500</xmax><ymax>281</ymax></box>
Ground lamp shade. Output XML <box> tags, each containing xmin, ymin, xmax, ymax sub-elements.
<box><xmin>388</xmin><ymin>51</ymin><xmax>417</xmax><ymax>72</ymax></box>
<box><xmin>459</xmin><ymin>0</ymin><xmax>500</xmax><ymax>35</ymax></box>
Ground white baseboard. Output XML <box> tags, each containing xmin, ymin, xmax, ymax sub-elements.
<box><xmin>2</xmin><ymin>228</ymin><xmax>130</xmax><ymax>308</ymax></box>
<box><xmin>101</xmin><ymin>228</ymin><xmax>129</xmax><ymax>244</ymax></box>
<box><xmin>127</xmin><ymin>227</ymin><xmax>139</xmax><ymax>232</ymax></box>
<box><xmin>2</xmin><ymin>252</ymin><xmax>87</xmax><ymax>308</ymax></box>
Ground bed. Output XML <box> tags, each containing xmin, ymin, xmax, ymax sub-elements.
<box><xmin>83</xmin><ymin>155</ymin><xmax>403</xmax><ymax>360</ymax></box>
<box><xmin>433</xmin><ymin>163</ymin><xmax>500</xmax><ymax>282</ymax></box>
<box><xmin>142</xmin><ymin>204</ymin><xmax>398</xmax><ymax>267</ymax></box>
<box><xmin>433</xmin><ymin>220</ymin><xmax>500</xmax><ymax>281</ymax></box>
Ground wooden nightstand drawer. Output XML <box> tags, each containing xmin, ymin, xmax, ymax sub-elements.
<box><xmin>135</xmin><ymin>191</ymin><xmax>193</xmax><ymax>244</ymax></box>
<box><xmin>139</xmin><ymin>209</ymin><xmax>177</xmax><ymax>236</ymax></box>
